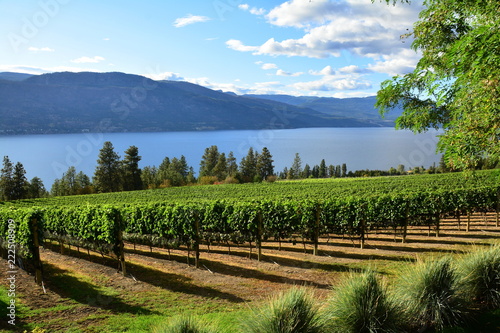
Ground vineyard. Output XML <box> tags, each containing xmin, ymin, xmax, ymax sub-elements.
<box><xmin>1</xmin><ymin>170</ymin><xmax>500</xmax><ymax>280</ymax></box>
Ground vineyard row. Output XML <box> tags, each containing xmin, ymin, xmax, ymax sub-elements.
<box><xmin>1</xmin><ymin>185</ymin><xmax>499</xmax><ymax>280</ymax></box>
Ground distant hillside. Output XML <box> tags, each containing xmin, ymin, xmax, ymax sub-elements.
<box><xmin>0</xmin><ymin>72</ymin><xmax>34</xmax><ymax>81</ymax></box>
<box><xmin>246</xmin><ymin>94</ymin><xmax>402</xmax><ymax>126</ymax></box>
<box><xmin>0</xmin><ymin>72</ymin><xmax>382</xmax><ymax>135</ymax></box>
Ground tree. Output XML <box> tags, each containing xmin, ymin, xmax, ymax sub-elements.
<box><xmin>27</xmin><ymin>177</ymin><xmax>47</xmax><ymax>198</ymax></box>
<box><xmin>319</xmin><ymin>159</ymin><xmax>327</xmax><ymax>178</ymax></box>
<box><xmin>213</xmin><ymin>153</ymin><xmax>228</xmax><ymax>180</ymax></box>
<box><xmin>0</xmin><ymin>156</ymin><xmax>15</xmax><ymax>201</ymax></box>
<box><xmin>239</xmin><ymin>147</ymin><xmax>258</xmax><ymax>182</ymax></box>
<box><xmin>199</xmin><ymin>145</ymin><xmax>220</xmax><ymax>178</ymax></box>
<box><xmin>302</xmin><ymin>164</ymin><xmax>311</xmax><ymax>179</ymax></box>
<box><xmin>341</xmin><ymin>163</ymin><xmax>347</xmax><ymax>178</ymax></box>
<box><xmin>257</xmin><ymin>147</ymin><xmax>274</xmax><ymax>181</ymax></box>
<box><xmin>93</xmin><ymin>141</ymin><xmax>122</xmax><ymax>193</ymax></box>
<box><xmin>376</xmin><ymin>0</ymin><xmax>500</xmax><ymax>170</ymax></box>
<box><xmin>227</xmin><ymin>152</ymin><xmax>238</xmax><ymax>177</ymax></box>
<box><xmin>12</xmin><ymin>162</ymin><xmax>28</xmax><ymax>200</ymax></box>
<box><xmin>75</xmin><ymin>171</ymin><xmax>92</xmax><ymax>194</ymax></box>
<box><xmin>122</xmin><ymin>145</ymin><xmax>142</xmax><ymax>191</ymax></box>
<box><xmin>289</xmin><ymin>153</ymin><xmax>302</xmax><ymax>179</ymax></box>
<box><xmin>141</xmin><ymin>166</ymin><xmax>159</xmax><ymax>189</ymax></box>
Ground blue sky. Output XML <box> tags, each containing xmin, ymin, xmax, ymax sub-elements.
<box><xmin>1</xmin><ymin>0</ymin><xmax>423</xmax><ymax>98</ymax></box>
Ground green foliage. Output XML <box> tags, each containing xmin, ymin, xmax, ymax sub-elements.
<box><xmin>457</xmin><ymin>244</ymin><xmax>500</xmax><ymax>309</ymax></box>
<box><xmin>93</xmin><ymin>141</ymin><xmax>122</xmax><ymax>193</ymax></box>
<box><xmin>242</xmin><ymin>287</ymin><xmax>325</xmax><ymax>333</ymax></box>
<box><xmin>396</xmin><ymin>257</ymin><xmax>467</xmax><ymax>331</ymax></box>
<box><xmin>152</xmin><ymin>315</ymin><xmax>215</xmax><ymax>333</ymax></box>
<box><xmin>376</xmin><ymin>0</ymin><xmax>500</xmax><ymax>170</ymax></box>
<box><xmin>327</xmin><ymin>269</ymin><xmax>400</xmax><ymax>333</ymax></box>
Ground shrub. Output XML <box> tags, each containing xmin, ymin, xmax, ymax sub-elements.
<box><xmin>242</xmin><ymin>286</ymin><xmax>325</xmax><ymax>333</ymax></box>
<box><xmin>327</xmin><ymin>269</ymin><xmax>400</xmax><ymax>333</ymax></box>
<box><xmin>457</xmin><ymin>244</ymin><xmax>500</xmax><ymax>309</ymax></box>
<box><xmin>152</xmin><ymin>315</ymin><xmax>214</xmax><ymax>333</ymax></box>
<box><xmin>396</xmin><ymin>257</ymin><xmax>467</xmax><ymax>331</ymax></box>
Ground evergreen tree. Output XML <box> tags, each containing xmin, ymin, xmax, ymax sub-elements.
<box><xmin>0</xmin><ymin>156</ymin><xmax>15</xmax><ymax>201</ymax></box>
<box><xmin>27</xmin><ymin>177</ymin><xmax>47</xmax><ymax>198</ymax></box>
<box><xmin>63</xmin><ymin>166</ymin><xmax>77</xmax><ymax>195</ymax></box>
<box><xmin>186</xmin><ymin>167</ymin><xmax>196</xmax><ymax>184</ymax></box>
<box><xmin>93</xmin><ymin>141</ymin><xmax>122</xmax><ymax>193</ymax></box>
<box><xmin>122</xmin><ymin>145</ymin><xmax>142</xmax><ymax>191</ymax></box>
<box><xmin>341</xmin><ymin>163</ymin><xmax>347</xmax><ymax>178</ymax></box>
<box><xmin>328</xmin><ymin>164</ymin><xmax>335</xmax><ymax>178</ymax></box>
<box><xmin>335</xmin><ymin>165</ymin><xmax>341</xmax><ymax>178</ymax></box>
<box><xmin>257</xmin><ymin>147</ymin><xmax>274</xmax><ymax>181</ymax></box>
<box><xmin>199</xmin><ymin>145</ymin><xmax>220</xmax><ymax>178</ymax></box>
<box><xmin>213</xmin><ymin>153</ymin><xmax>227</xmax><ymax>180</ymax></box>
<box><xmin>12</xmin><ymin>162</ymin><xmax>28</xmax><ymax>200</ymax></box>
<box><xmin>302</xmin><ymin>164</ymin><xmax>311</xmax><ymax>178</ymax></box>
<box><xmin>227</xmin><ymin>152</ymin><xmax>238</xmax><ymax>177</ymax></box>
<box><xmin>141</xmin><ymin>166</ymin><xmax>159</xmax><ymax>189</ymax></box>
<box><xmin>75</xmin><ymin>171</ymin><xmax>92</xmax><ymax>194</ymax></box>
<box><xmin>239</xmin><ymin>147</ymin><xmax>258</xmax><ymax>182</ymax></box>
<box><xmin>290</xmin><ymin>153</ymin><xmax>302</xmax><ymax>179</ymax></box>
<box><xmin>311</xmin><ymin>165</ymin><xmax>320</xmax><ymax>178</ymax></box>
<box><xmin>319</xmin><ymin>159</ymin><xmax>327</xmax><ymax>178</ymax></box>
<box><xmin>157</xmin><ymin>156</ymin><xmax>171</xmax><ymax>184</ymax></box>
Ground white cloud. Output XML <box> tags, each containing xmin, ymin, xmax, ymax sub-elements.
<box><xmin>292</xmin><ymin>76</ymin><xmax>372</xmax><ymax>92</ymax></box>
<box><xmin>309</xmin><ymin>65</ymin><xmax>336</xmax><ymax>76</ymax></box>
<box><xmin>258</xmin><ymin>62</ymin><xmax>278</xmax><ymax>70</ymax></box>
<box><xmin>142</xmin><ymin>71</ymin><xmax>184</xmax><ymax>81</ymax></box>
<box><xmin>227</xmin><ymin>0</ymin><xmax>423</xmax><ymax>75</ymax></box>
<box><xmin>226</xmin><ymin>39</ymin><xmax>259</xmax><ymax>52</ymax></box>
<box><xmin>239</xmin><ymin>4</ymin><xmax>266</xmax><ymax>15</ymax></box>
<box><xmin>276</xmin><ymin>69</ymin><xmax>303</xmax><ymax>77</ymax></box>
<box><xmin>28</xmin><ymin>47</ymin><xmax>54</xmax><ymax>52</ymax></box>
<box><xmin>0</xmin><ymin>65</ymin><xmax>102</xmax><ymax>74</ymax></box>
<box><xmin>367</xmin><ymin>49</ymin><xmax>421</xmax><ymax>76</ymax></box>
<box><xmin>71</xmin><ymin>56</ymin><xmax>105</xmax><ymax>64</ymax></box>
<box><xmin>173</xmin><ymin>14</ymin><xmax>211</xmax><ymax>28</ymax></box>
<box><xmin>103</xmin><ymin>37</ymin><xmax>111</xmax><ymax>41</ymax></box>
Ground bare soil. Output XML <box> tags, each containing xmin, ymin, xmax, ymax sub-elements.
<box><xmin>1</xmin><ymin>212</ymin><xmax>499</xmax><ymax>332</ymax></box>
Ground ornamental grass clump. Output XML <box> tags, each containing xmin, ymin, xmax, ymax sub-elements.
<box><xmin>242</xmin><ymin>286</ymin><xmax>326</xmax><ymax>333</ymax></box>
<box><xmin>396</xmin><ymin>257</ymin><xmax>467</xmax><ymax>331</ymax></box>
<box><xmin>327</xmin><ymin>269</ymin><xmax>401</xmax><ymax>333</ymax></box>
<box><xmin>152</xmin><ymin>315</ymin><xmax>215</xmax><ymax>333</ymax></box>
<box><xmin>457</xmin><ymin>244</ymin><xmax>500</xmax><ymax>309</ymax></box>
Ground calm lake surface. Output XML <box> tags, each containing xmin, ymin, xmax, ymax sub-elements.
<box><xmin>0</xmin><ymin>127</ymin><xmax>442</xmax><ymax>189</ymax></box>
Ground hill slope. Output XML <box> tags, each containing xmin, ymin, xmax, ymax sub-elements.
<box><xmin>0</xmin><ymin>72</ymin><xmax>382</xmax><ymax>134</ymax></box>
<box><xmin>245</xmin><ymin>94</ymin><xmax>402</xmax><ymax>125</ymax></box>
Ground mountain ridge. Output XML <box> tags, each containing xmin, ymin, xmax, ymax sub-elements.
<box><xmin>0</xmin><ymin>72</ymin><xmax>395</xmax><ymax>135</ymax></box>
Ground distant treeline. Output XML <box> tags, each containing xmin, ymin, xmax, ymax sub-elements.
<box><xmin>1</xmin><ymin>141</ymin><xmax>499</xmax><ymax>200</ymax></box>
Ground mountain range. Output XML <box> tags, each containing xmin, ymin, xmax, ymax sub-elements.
<box><xmin>0</xmin><ymin>71</ymin><xmax>400</xmax><ymax>135</ymax></box>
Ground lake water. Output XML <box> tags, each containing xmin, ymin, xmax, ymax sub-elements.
<box><xmin>0</xmin><ymin>127</ymin><xmax>442</xmax><ymax>189</ymax></box>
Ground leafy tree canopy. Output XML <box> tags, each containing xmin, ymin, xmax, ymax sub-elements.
<box><xmin>376</xmin><ymin>0</ymin><xmax>500</xmax><ymax>169</ymax></box>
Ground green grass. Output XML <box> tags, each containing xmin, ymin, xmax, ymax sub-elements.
<box><xmin>241</xmin><ymin>287</ymin><xmax>326</xmax><ymax>333</ymax></box>
<box><xmin>396</xmin><ymin>257</ymin><xmax>468</xmax><ymax>331</ymax></box>
<box><xmin>327</xmin><ymin>269</ymin><xmax>401</xmax><ymax>333</ymax></box>
<box><xmin>456</xmin><ymin>244</ymin><xmax>500</xmax><ymax>309</ymax></box>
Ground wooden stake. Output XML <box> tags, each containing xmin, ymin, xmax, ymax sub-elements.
<box><xmin>32</xmin><ymin>218</ymin><xmax>43</xmax><ymax>285</ymax></box>
<box><xmin>313</xmin><ymin>206</ymin><xmax>320</xmax><ymax>256</ymax></box>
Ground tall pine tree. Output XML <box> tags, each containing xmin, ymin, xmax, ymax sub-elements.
<box><xmin>0</xmin><ymin>156</ymin><xmax>14</xmax><ymax>201</ymax></box>
<box><xmin>122</xmin><ymin>145</ymin><xmax>142</xmax><ymax>191</ymax></box>
<box><xmin>93</xmin><ymin>141</ymin><xmax>122</xmax><ymax>193</ymax></box>
<box><xmin>257</xmin><ymin>147</ymin><xmax>274</xmax><ymax>181</ymax></box>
